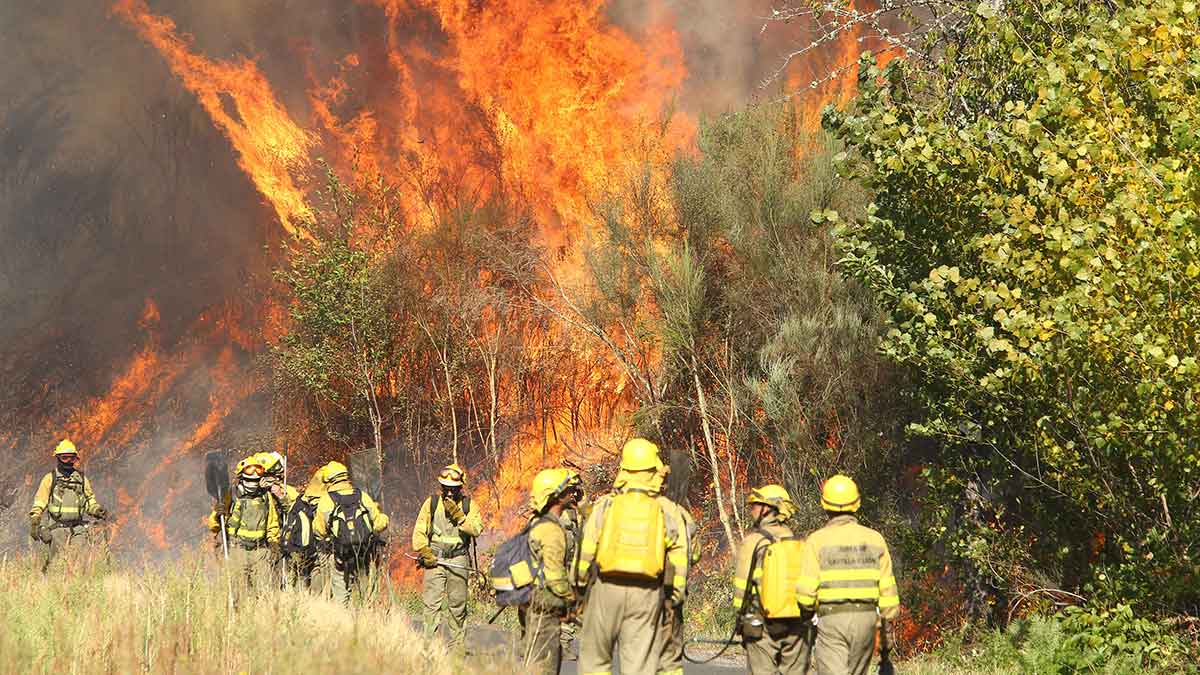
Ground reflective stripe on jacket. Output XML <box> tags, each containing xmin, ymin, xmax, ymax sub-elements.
<box><xmin>410</xmin><ymin>494</ymin><xmax>480</xmax><ymax>557</ymax></box>
<box><xmin>219</xmin><ymin>492</ymin><xmax>282</xmax><ymax>545</ymax></box>
<box><xmin>796</xmin><ymin>515</ymin><xmax>900</xmax><ymax>619</ymax></box>
<box><xmin>30</xmin><ymin>470</ymin><xmax>102</xmax><ymax>524</ymax></box>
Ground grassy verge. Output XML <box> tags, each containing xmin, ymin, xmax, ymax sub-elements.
<box><xmin>0</xmin><ymin>540</ymin><xmax>510</xmax><ymax>675</ymax></box>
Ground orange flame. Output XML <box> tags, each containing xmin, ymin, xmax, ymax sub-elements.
<box><xmin>112</xmin><ymin>0</ymin><xmax>316</xmax><ymax>240</ymax></box>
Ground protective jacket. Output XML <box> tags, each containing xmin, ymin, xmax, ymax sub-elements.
<box><xmin>30</xmin><ymin>469</ymin><xmax>104</xmax><ymax>527</ymax></box>
<box><xmin>529</xmin><ymin>515</ymin><xmax>573</xmax><ymax>601</ymax></box>
<box><xmin>796</xmin><ymin>514</ymin><xmax>900</xmax><ymax>618</ymax></box>
<box><xmin>576</xmin><ymin>469</ymin><xmax>690</xmax><ymax>603</ymax></box>
<box><xmin>732</xmin><ymin>514</ymin><xmax>794</xmax><ymax>614</ymax></box>
<box><xmin>313</xmin><ymin>479</ymin><xmax>389</xmax><ymax>543</ymax></box>
<box><xmin>411</xmin><ymin>494</ymin><xmax>481</xmax><ymax>558</ymax></box>
<box><xmin>208</xmin><ymin>491</ymin><xmax>282</xmax><ymax>547</ymax></box>
<box><xmin>275</xmin><ymin>484</ymin><xmax>300</xmax><ymax>514</ymax></box>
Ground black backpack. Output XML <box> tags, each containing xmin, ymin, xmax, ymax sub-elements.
<box><xmin>283</xmin><ymin>498</ymin><xmax>319</xmax><ymax>555</ymax></box>
<box><xmin>328</xmin><ymin>489</ymin><xmax>375</xmax><ymax>555</ymax></box>
<box><xmin>488</xmin><ymin>516</ymin><xmax>558</xmax><ymax>606</ymax></box>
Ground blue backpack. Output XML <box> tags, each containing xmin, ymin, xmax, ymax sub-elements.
<box><xmin>488</xmin><ymin>516</ymin><xmax>558</xmax><ymax>606</ymax></box>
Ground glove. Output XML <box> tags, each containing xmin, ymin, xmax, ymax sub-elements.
<box><xmin>443</xmin><ymin>499</ymin><xmax>466</xmax><ymax>525</ymax></box>
<box><xmin>93</xmin><ymin>507</ymin><xmax>108</xmax><ymax>520</ymax></box>
<box><xmin>418</xmin><ymin>546</ymin><xmax>437</xmax><ymax>568</ymax></box>
<box><xmin>29</xmin><ymin>517</ymin><xmax>41</xmax><ymax>541</ymax></box>
<box><xmin>534</xmin><ymin>587</ymin><xmax>573</xmax><ymax>613</ymax></box>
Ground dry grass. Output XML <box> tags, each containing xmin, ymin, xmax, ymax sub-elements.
<box><xmin>0</xmin><ymin>539</ymin><xmax>513</xmax><ymax>675</ymax></box>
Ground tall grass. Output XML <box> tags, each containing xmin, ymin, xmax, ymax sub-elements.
<box><xmin>0</xmin><ymin>539</ymin><xmax>510</xmax><ymax>675</ymax></box>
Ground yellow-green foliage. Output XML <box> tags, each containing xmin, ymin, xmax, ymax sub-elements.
<box><xmin>0</xmin><ymin>543</ymin><xmax>507</xmax><ymax>675</ymax></box>
<box><xmin>829</xmin><ymin>0</ymin><xmax>1200</xmax><ymax>615</ymax></box>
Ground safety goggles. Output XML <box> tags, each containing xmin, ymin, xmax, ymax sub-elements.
<box><xmin>57</xmin><ymin>454</ymin><xmax>79</xmax><ymax>464</ymax></box>
<box><xmin>240</xmin><ymin>464</ymin><xmax>265</xmax><ymax>477</ymax></box>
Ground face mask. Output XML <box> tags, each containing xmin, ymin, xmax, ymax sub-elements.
<box><xmin>57</xmin><ymin>460</ymin><xmax>77</xmax><ymax>474</ymax></box>
<box><xmin>238</xmin><ymin>478</ymin><xmax>265</xmax><ymax>496</ymax></box>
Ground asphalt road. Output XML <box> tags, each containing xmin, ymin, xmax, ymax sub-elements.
<box><xmin>465</xmin><ymin>624</ymin><xmax>744</xmax><ymax>674</ymax></box>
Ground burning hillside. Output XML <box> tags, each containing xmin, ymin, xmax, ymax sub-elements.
<box><xmin>0</xmin><ymin>0</ymin><xmax>879</xmax><ymax>556</ymax></box>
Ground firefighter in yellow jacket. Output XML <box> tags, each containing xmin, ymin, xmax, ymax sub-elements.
<box><xmin>559</xmin><ymin>469</ymin><xmax>586</xmax><ymax>660</ymax></box>
<box><xmin>576</xmin><ymin>439</ymin><xmax>691</xmax><ymax>675</ymax></box>
<box><xmin>256</xmin><ymin>450</ymin><xmax>297</xmax><ymax>587</ymax></box>
<box><xmin>733</xmin><ymin>485</ymin><xmax>810</xmax><ymax>674</ymax></box>
<box><xmin>208</xmin><ymin>455</ymin><xmax>282</xmax><ymax>593</ymax></box>
<box><xmin>797</xmin><ymin>475</ymin><xmax>900</xmax><ymax>675</ymax></box>
<box><xmin>282</xmin><ymin>467</ymin><xmax>326</xmax><ymax>589</ymax></box>
<box><xmin>29</xmin><ymin>439</ymin><xmax>108</xmax><ymax>572</ymax></box>
<box><xmin>652</xmin><ymin>462</ymin><xmax>701</xmax><ymax>675</ymax></box>
<box><xmin>313</xmin><ymin>461</ymin><xmax>389</xmax><ymax>603</ymax></box>
<box><xmin>411</xmin><ymin>463</ymin><xmax>483</xmax><ymax>650</ymax></box>
<box><xmin>521</xmin><ymin>468</ymin><xmax>580</xmax><ymax>674</ymax></box>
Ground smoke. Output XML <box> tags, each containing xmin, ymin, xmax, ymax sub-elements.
<box><xmin>0</xmin><ymin>0</ymin><xmax>279</xmax><ymax>554</ymax></box>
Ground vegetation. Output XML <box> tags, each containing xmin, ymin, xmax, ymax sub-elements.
<box><xmin>0</xmin><ymin>543</ymin><xmax>508</xmax><ymax>675</ymax></box>
<box><xmin>827</xmin><ymin>0</ymin><xmax>1200</xmax><ymax>625</ymax></box>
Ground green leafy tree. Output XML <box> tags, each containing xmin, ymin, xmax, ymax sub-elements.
<box><xmin>829</xmin><ymin>0</ymin><xmax>1200</xmax><ymax>615</ymax></box>
<box><xmin>273</xmin><ymin>175</ymin><xmax>402</xmax><ymax>463</ymax></box>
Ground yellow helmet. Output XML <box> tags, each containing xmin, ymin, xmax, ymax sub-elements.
<box><xmin>322</xmin><ymin>461</ymin><xmax>350</xmax><ymax>484</ymax></box>
<box><xmin>235</xmin><ymin>456</ymin><xmax>265</xmax><ymax>477</ymax></box>
<box><xmin>54</xmin><ymin>439</ymin><xmax>78</xmax><ymax>457</ymax></box>
<box><xmin>529</xmin><ymin>468</ymin><xmax>571</xmax><ymax>514</ymax></box>
<box><xmin>748</xmin><ymin>484</ymin><xmax>793</xmax><ymax>513</ymax></box>
<box><xmin>258</xmin><ymin>451</ymin><xmax>285</xmax><ymax>478</ymax></box>
<box><xmin>821</xmin><ymin>474</ymin><xmax>861</xmax><ymax>513</ymax></box>
<box><xmin>620</xmin><ymin>438</ymin><xmax>663</xmax><ymax>471</ymax></box>
<box><xmin>438</xmin><ymin>463</ymin><xmax>466</xmax><ymax>487</ymax></box>
<box><xmin>303</xmin><ymin>466</ymin><xmax>327</xmax><ymax>500</ymax></box>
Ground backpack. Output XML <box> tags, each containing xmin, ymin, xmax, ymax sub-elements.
<box><xmin>595</xmin><ymin>490</ymin><xmax>666</xmax><ymax>581</ymax></box>
<box><xmin>489</xmin><ymin>516</ymin><xmax>556</xmax><ymax>606</ymax></box>
<box><xmin>328</xmin><ymin>489</ymin><xmax>375</xmax><ymax>555</ymax></box>
<box><xmin>283</xmin><ymin>498</ymin><xmax>319</xmax><ymax>555</ymax></box>
<box><xmin>755</xmin><ymin>529</ymin><xmax>806</xmax><ymax>619</ymax></box>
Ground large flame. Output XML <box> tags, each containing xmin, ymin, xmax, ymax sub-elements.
<box><xmin>111</xmin><ymin>0</ymin><xmax>316</xmax><ymax>240</ymax></box>
<box><xmin>16</xmin><ymin>0</ymin><xmax>876</xmax><ymax>559</ymax></box>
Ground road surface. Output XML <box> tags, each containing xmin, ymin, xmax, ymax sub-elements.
<box><xmin>464</xmin><ymin>624</ymin><xmax>744</xmax><ymax>674</ymax></box>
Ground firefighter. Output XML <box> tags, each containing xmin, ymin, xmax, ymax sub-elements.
<box><xmin>733</xmin><ymin>485</ymin><xmax>810</xmax><ymax>674</ymax></box>
<box><xmin>576</xmin><ymin>439</ymin><xmax>690</xmax><ymax>675</ymax></box>
<box><xmin>256</xmin><ymin>450</ymin><xmax>298</xmax><ymax>587</ymax></box>
<box><xmin>652</xmin><ymin>462</ymin><xmax>701</xmax><ymax>675</ymax></box>
<box><xmin>281</xmin><ymin>467</ymin><xmax>325</xmax><ymax>590</ymax></box>
<box><xmin>558</xmin><ymin>469</ymin><xmax>586</xmax><ymax>661</ymax></box>
<box><xmin>411</xmin><ymin>463</ymin><xmax>482</xmax><ymax>650</ymax></box>
<box><xmin>520</xmin><ymin>468</ymin><xmax>579</xmax><ymax>674</ymax></box>
<box><xmin>313</xmin><ymin>461</ymin><xmax>389</xmax><ymax>603</ymax></box>
<box><xmin>208</xmin><ymin>456</ymin><xmax>282</xmax><ymax>594</ymax></box>
<box><xmin>797</xmin><ymin>474</ymin><xmax>900</xmax><ymax>675</ymax></box>
<box><xmin>28</xmin><ymin>439</ymin><xmax>108</xmax><ymax>572</ymax></box>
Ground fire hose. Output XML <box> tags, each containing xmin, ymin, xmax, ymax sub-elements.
<box><xmin>683</xmin><ymin>636</ymin><xmax>744</xmax><ymax>664</ymax></box>
<box><xmin>684</xmin><ymin>537</ymin><xmax>766</xmax><ymax>664</ymax></box>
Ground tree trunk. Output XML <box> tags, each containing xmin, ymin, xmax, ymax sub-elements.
<box><xmin>692</xmin><ymin>355</ymin><xmax>736</xmax><ymax>551</ymax></box>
